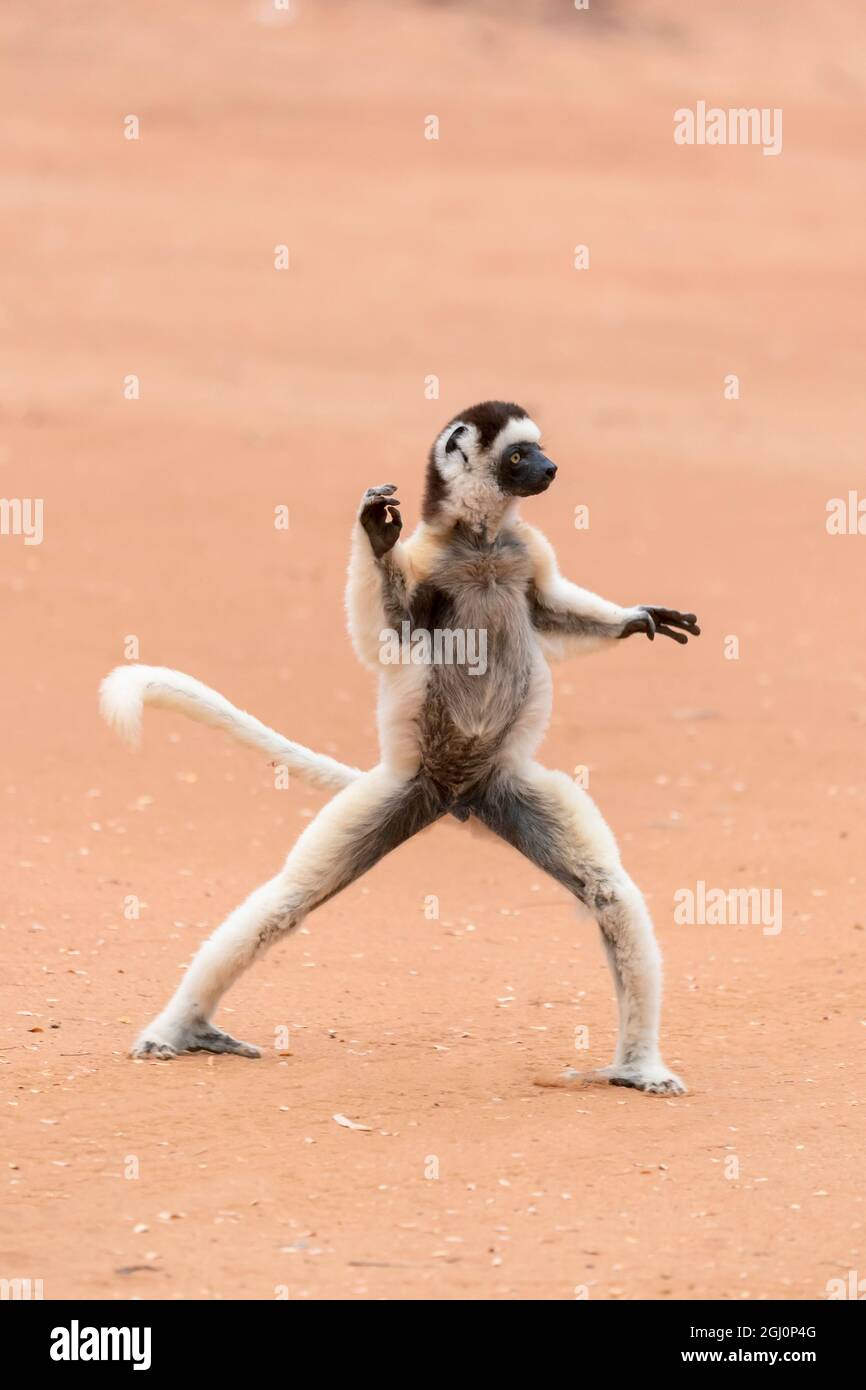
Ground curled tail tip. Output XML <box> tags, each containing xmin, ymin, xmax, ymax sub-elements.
<box><xmin>99</xmin><ymin>665</ymin><xmax>145</xmax><ymax>747</ymax></box>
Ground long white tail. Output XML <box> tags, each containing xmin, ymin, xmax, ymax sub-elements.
<box><xmin>99</xmin><ymin>664</ymin><xmax>362</xmax><ymax>792</ymax></box>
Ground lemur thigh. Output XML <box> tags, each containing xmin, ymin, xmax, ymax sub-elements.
<box><xmin>133</xmin><ymin>767</ymin><xmax>442</xmax><ymax>1059</ymax></box>
<box><xmin>474</xmin><ymin>764</ymin><xmax>683</xmax><ymax>1093</ymax></box>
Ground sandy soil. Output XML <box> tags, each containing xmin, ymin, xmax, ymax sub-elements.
<box><xmin>1</xmin><ymin>0</ymin><xmax>864</xmax><ymax>1301</ymax></box>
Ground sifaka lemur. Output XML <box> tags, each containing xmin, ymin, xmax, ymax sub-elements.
<box><xmin>100</xmin><ymin>401</ymin><xmax>700</xmax><ymax>1093</ymax></box>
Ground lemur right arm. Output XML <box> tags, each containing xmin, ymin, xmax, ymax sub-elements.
<box><xmin>345</xmin><ymin>484</ymin><xmax>411</xmax><ymax>670</ymax></box>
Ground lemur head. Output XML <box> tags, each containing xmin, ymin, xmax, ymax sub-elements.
<box><xmin>422</xmin><ymin>401</ymin><xmax>557</xmax><ymax>530</ymax></box>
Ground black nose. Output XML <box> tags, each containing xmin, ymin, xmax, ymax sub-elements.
<box><xmin>544</xmin><ymin>463</ymin><xmax>557</xmax><ymax>480</ymax></box>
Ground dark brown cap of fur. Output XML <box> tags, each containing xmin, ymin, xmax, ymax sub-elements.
<box><xmin>421</xmin><ymin>401</ymin><xmax>530</xmax><ymax>522</ymax></box>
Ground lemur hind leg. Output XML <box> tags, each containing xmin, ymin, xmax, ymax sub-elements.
<box><xmin>474</xmin><ymin>763</ymin><xmax>685</xmax><ymax>1094</ymax></box>
<box><xmin>132</xmin><ymin>767</ymin><xmax>443</xmax><ymax>1059</ymax></box>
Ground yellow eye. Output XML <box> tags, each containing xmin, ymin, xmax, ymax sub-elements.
<box><xmin>510</xmin><ymin>451</ymin><xmax>521</xmax><ymax>465</ymax></box>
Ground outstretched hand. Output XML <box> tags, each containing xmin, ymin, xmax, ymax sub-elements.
<box><xmin>620</xmin><ymin>606</ymin><xmax>701</xmax><ymax>644</ymax></box>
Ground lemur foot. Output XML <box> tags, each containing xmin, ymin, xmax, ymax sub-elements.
<box><xmin>131</xmin><ymin>1018</ymin><xmax>261</xmax><ymax>1060</ymax></box>
<box><xmin>359</xmin><ymin>483</ymin><xmax>403</xmax><ymax>558</ymax></box>
<box><xmin>590</xmin><ymin>1062</ymin><xmax>687</xmax><ymax>1095</ymax></box>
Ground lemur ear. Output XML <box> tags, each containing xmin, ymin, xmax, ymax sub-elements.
<box><xmin>444</xmin><ymin>425</ymin><xmax>469</xmax><ymax>464</ymax></box>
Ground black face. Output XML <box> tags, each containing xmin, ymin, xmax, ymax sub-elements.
<box><xmin>497</xmin><ymin>441</ymin><xmax>558</xmax><ymax>497</ymax></box>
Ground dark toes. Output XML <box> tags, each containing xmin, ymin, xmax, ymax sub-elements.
<box><xmin>188</xmin><ymin>1028</ymin><xmax>261</xmax><ymax>1058</ymax></box>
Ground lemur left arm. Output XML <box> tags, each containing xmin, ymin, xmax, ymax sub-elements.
<box><xmin>346</xmin><ymin>484</ymin><xmax>411</xmax><ymax>670</ymax></box>
<box><xmin>517</xmin><ymin>521</ymin><xmax>700</xmax><ymax>657</ymax></box>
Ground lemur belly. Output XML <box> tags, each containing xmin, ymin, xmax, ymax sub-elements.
<box><xmin>414</xmin><ymin>529</ymin><xmax>538</xmax><ymax>797</ymax></box>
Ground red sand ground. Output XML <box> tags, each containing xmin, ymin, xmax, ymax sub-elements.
<box><xmin>2</xmin><ymin>0</ymin><xmax>864</xmax><ymax>1300</ymax></box>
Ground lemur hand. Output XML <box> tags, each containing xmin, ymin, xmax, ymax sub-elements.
<box><xmin>359</xmin><ymin>483</ymin><xmax>403</xmax><ymax>559</ymax></box>
<box><xmin>620</xmin><ymin>606</ymin><xmax>701</xmax><ymax>644</ymax></box>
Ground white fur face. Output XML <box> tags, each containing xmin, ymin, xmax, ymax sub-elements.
<box><xmin>429</xmin><ymin>414</ymin><xmax>543</xmax><ymax>530</ymax></box>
